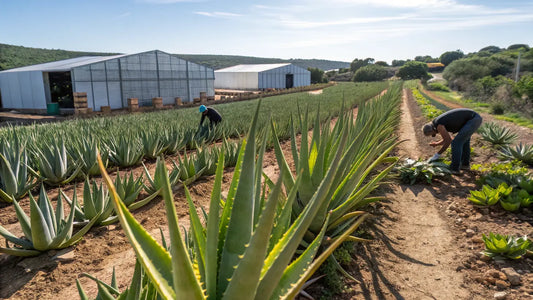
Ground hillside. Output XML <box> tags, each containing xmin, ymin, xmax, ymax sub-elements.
<box><xmin>0</xmin><ymin>44</ymin><xmax>119</xmax><ymax>71</ymax></box>
<box><xmin>0</xmin><ymin>43</ymin><xmax>349</xmax><ymax>71</ymax></box>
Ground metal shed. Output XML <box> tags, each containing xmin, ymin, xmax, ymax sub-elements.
<box><xmin>214</xmin><ymin>63</ymin><xmax>310</xmax><ymax>90</ymax></box>
<box><xmin>0</xmin><ymin>50</ymin><xmax>214</xmax><ymax>112</ymax></box>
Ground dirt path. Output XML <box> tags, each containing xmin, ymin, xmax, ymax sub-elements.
<box><xmin>347</xmin><ymin>89</ymin><xmax>473</xmax><ymax>299</ymax></box>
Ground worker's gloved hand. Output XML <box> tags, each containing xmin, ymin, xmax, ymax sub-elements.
<box><xmin>428</xmin><ymin>153</ymin><xmax>441</xmax><ymax>162</ymax></box>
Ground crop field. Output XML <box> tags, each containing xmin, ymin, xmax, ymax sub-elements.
<box><xmin>1</xmin><ymin>81</ymin><xmax>532</xmax><ymax>300</ymax></box>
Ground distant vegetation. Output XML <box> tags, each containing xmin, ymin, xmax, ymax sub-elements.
<box><xmin>442</xmin><ymin>45</ymin><xmax>533</xmax><ymax>117</ymax></box>
<box><xmin>0</xmin><ymin>43</ymin><xmax>350</xmax><ymax>71</ymax></box>
<box><xmin>0</xmin><ymin>44</ymin><xmax>118</xmax><ymax>71</ymax></box>
<box><xmin>177</xmin><ymin>54</ymin><xmax>350</xmax><ymax>71</ymax></box>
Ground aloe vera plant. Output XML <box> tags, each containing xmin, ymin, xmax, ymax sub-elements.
<box><xmin>70</xmin><ymin>135</ymin><xmax>108</xmax><ymax>177</ymax></box>
<box><xmin>468</xmin><ymin>183</ymin><xmax>512</xmax><ymax>206</ymax></box>
<box><xmin>478</xmin><ymin>122</ymin><xmax>518</xmax><ymax>146</ymax></box>
<box><xmin>31</xmin><ymin>139</ymin><xmax>82</xmax><ymax>186</ymax></box>
<box><xmin>481</xmin><ymin>232</ymin><xmax>531</xmax><ymax>260</ymax></box>
<box><xmin>0</xmin><ymin>185</ymin><xmax>99</xmax><ymax>256</ymax></box>
<box><xmin>272</xmin><ymin>84</ymin><xmax>402</xmax><ymax>240</ymax></box>
<box><xmin>63</xmin><ymin>179</ymin><xmax>118</xmax><ymax>226</ymax></box>
<box><xmin>96</xmin><ymin>102</ymin><xmax>369</xmax><ymax>300</ymax></box>
<box><xmin>108</xmin><ymin>134</ymin><xmax>144</xmax><ymax>167</ymax></box>
<box><xmin>499</xmin><ymin>143</ymin><xmax>533</xmax><ymax>166</ymax></box>
<box><xmin>194</xmin><ymin>146</ymin><xmax>219</xmax><ymax>176</ymax></box>
<box><xmin>396</xmin><ymin>158</ymin><xmax>451</xmax><ymax>185</ymax></box>
<box><xmin>0</xmin><ymin>137</ymin><xmax>38</xmax><ymax>203</ymax></box>
<box><xmin>176</xmin><ymin>151</ymin><xmax>205</xmax><ymax>182</ymax></box>
<box><xmin>141</xmin><ymin>130</ymin><xmax>168</xmax><ymax>159</ymax></box>
<box><xmin>77</xmin><ymin>261</ymin><xmax>160</xmax><ymax>300</ymax></box>
<box><xmin>142</xmin><ymin>157</ymin><xmax>181</xmax><ymax>195</ymax></box>
<box><xmin>500</xmin><ymin>189</ymin><xmax>532</xmax><ymax>211</ymax></box>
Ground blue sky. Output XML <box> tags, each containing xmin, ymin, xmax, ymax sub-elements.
<box><xmin>1</xmin><ymin>0</ymin><xmax>532</xmax><ymax>64</ymax></box>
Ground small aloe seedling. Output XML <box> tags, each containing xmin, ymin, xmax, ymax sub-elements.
<box><xmin>77</xmin><ymin>260</ymin><xmax>159</xmax><ymax>300</ymax></box>
<box><xmin>481</xmin><ymin>232</ymin><xmax>531</xmax><ymax>260</ymax></box>
<box><xmin>0</xmin><ymin>184</ymin><xmax>99</xmax><ymax>256</ymax></box>
<box><xmin>500</xmin><ymin>189</ymin><xmax>532</xmax><ymax>211</ymax></box>
<box><xmin>468</xmin><ymin>183</ymin><xmax>512</xmax><ymax>206</ymax></box>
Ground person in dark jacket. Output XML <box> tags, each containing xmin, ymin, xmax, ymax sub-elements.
<box><xmin>422</xmin><ymin>108</ymin><xmax>482</xmax><ymax>174</ymax></box>
<box><xmin>199</xmin><ymin>105</ymin><xmax>222</xmax><ymax>128</ymax></box>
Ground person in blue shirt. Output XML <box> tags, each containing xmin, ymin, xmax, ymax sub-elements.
<box><xmin>422</xmin><ymin>108</ymin><xmax>482</xmax><ymax>175</ymax></box>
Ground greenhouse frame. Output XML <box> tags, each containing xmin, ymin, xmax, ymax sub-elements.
<box><xmin>0</xmin><ymin>50</ymin><xmax>215</xmax><ymax>112</ymax></box>
<box><xmin>214</xmin><ymin>63</ymin><xmax>311</xmax><ymax>90</ymax></box>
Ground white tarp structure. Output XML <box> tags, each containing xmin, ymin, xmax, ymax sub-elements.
<box><xmin>214</xmin><ymin>63</ymin><xmax>310</xmax><ymax>90</ymax></box>
<box><xmin>0</xmin><ymin>50</ymin><xmax>215</xmax><ymax>111</ymax></box>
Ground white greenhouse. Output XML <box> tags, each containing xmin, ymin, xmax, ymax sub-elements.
<box><xmin>214</xmin><ymin>63</ymin><xmax>310</xmax><ymax>90</ymax></box>
<box><xmin>0</xmin><ymin>50</ymin><xmax>214</xmax><ymax>112</ymax></box>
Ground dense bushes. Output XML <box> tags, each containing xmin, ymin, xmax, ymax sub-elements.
<box><xmin>352</xmin><ymin>65</ymin><xmax>389</xmax><ymax>82</ymax></box>
<box><xmin>396</xmin><ymin>61</ymin><xmax>430</xmax><ymax>81</ymax></box>
<box><xmin>516</xmin><ymin>75</ymin><xmax>533</xmax><ymax>100</ymax></box>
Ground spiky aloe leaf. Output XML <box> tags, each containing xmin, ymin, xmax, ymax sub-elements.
<box><xmin>97</xmin><ymin>153</ymin><xmax>204</xmax><ymax>300</ymax></box>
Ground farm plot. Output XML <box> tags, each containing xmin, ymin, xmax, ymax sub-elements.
<box><xmin>0</xmin><ymin>82</ymin><xmax>392</xmax><ymax>299</ymax></box>
<box><xmin>1</xmin><ymin>82</ymin><xmax>531</xmax><ymax>300</ymax></box>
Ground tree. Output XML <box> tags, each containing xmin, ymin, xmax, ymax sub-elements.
<box><xmin>350</xmin><ymin>57</ymin><xmax>374</xmax><ymax>72</ymax></box>
<box><xmin>396</xmin><ymin>61</ymin><xmax>430</xmax><ymax>81</ymax></box>
<box><xmin>415</xmin><ymin>55</ymin><xmax>439</xmax><ymax>63</ymax></box>
<box><xmin>308</xmin><ymin>67</ymin><xmax>326</xmax><ymax>84</ymax></box>
<box><xmin>352</xmin><ymin>65</ymin><xmax>389</xmax><ymax>82</ymax></box>
<box><xmin>439</xmin><ymin>50</ymin><xmax>464</xmax><ymax>66</ymax></box>
<box><xmin>479</xmin><ymin>45</ymin><xmax>502</xmax><ymax>54</ymax></box>
<box><xmin>375</xmin><ymin>61</ymin><xmax>388</xmax><ymax>66</ymax></box>
<box><xmin>508</xmin><ymin>44</ymin><xmax>530</xmax><ymax>51</ymax></box>
<box><xmin>392</xmin><ymin>59</ymin><xmax>408</xmax><ymax>67</ymax></box>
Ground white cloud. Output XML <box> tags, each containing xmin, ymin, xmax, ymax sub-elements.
<box><xmin>195</xmin><ymin>11</ymin><xmax>242</xmax><ymax>18</ymax></box>
<box><xmin>279</xmin><ymin>15</ymin><xmax>413</xmax><ymax>29</ymax></box>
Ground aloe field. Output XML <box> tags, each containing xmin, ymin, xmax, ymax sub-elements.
<box><xmin>1</xmin><ymin>81</ymin><xmax>532</xmax><ymax>300</ymax></box>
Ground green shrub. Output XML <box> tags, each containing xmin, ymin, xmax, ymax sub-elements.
<box><xmin>352</xmin><ymin>65</ymin><xmax>389</xmax><ymax>82</ymax></box>
<box><xmin>427</xmin><ymin>82</ymin><xmax>450</xmax><ymax>92</ymax></box>
<box><xmin>491</xmin><ymin>102</ymin><xmax>505</xmax><ymax>115</ymax></box>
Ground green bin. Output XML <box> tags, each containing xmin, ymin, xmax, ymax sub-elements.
<box><xmin>46</xmin><ymin>103</ymin><xmax>60</xmax><ymax>115</ymax></box>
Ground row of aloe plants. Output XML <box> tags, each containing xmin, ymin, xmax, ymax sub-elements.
<box><xmin>75</xmin><ymin>83</ymin><xmax>403</xmax><ymax>299</ymax></box>
<box><xmin>0</xmin><ymin>139</ymin><xmax>242</xmax><ymax>256</ymax></box>
<box><xmin>0</xmin><ymin>82</ymin><xmax>388</xmax><ymax>203</ymax></box>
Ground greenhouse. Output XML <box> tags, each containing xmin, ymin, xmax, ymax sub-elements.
<box><xmin>214</xmin><ymin>63</ymin><xmax>310</xmax><ymax>90</ymax></box>
<box><xmin>0</xmin><ymin>50</ymin><xmax>214</xmax><ymax>112</ymax></box>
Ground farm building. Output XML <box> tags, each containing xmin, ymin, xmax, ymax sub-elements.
<box><xmin>0</xmin><ymin>50</ymin><xmax>214</xmax><ymax>112</ymax></box>
<box><xmin>214</xmin><ymin>63</ymin><xmax>310</xmax><ymax>90</ymax></box>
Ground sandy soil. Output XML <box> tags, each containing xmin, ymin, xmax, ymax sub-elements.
<box><xmin>1</xmin><ymin>88</ymin><xmax>532</xmax><ymax>300</ymax></box>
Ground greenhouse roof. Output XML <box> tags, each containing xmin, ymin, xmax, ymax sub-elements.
<box><xmin>215</xmin><ymin>63</ymin><xmax>292</xmax><ymax>73</ymax></box>
<box><xmin>0</xmin><ymin>55</ymin><xmax>126</xmax><ymax>73</ymax></box>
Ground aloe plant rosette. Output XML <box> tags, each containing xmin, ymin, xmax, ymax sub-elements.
<box><xmin>0</xmin><ymin>185</ymin><xmax>99</xmax><ymax>256</ymax></box>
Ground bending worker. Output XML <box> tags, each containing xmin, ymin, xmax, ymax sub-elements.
<box><xmin>199</xmin><ymin>105</ymin><xmax>222</xmax><ymax>128</ymax></box>
<box><xmin>422</xmin><ymin>108</ymin><xmax>482</xmax><ymax>174</ymax></box>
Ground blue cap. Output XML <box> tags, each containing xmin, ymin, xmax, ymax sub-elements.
<box><xmin>199</xmin><ymin>105</ymin><xmax>207</xmax><ymax>112</ymax></box>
